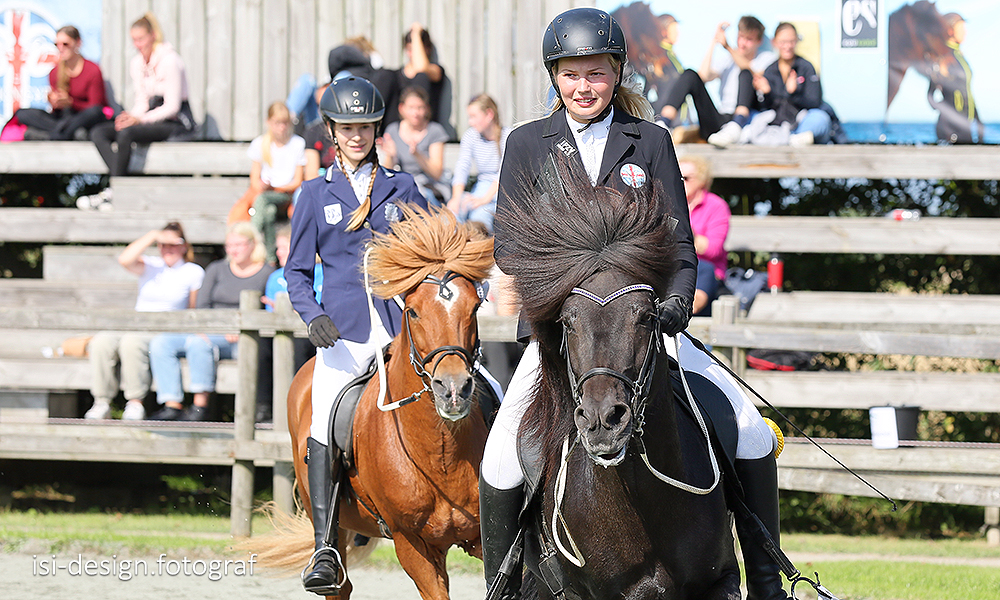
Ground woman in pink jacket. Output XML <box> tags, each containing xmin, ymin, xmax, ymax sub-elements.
<box><xmin>87</xmin><ymin>13</ymin><xmax>194</xmax><ymax>189</ymax></box>
<box><xmin>679</xmin><ymin>155</ymin><xmax>731</xmax><ymax>315</ymax></box>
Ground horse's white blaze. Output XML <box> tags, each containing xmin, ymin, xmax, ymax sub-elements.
<box><xmin>434</xmin><ymin>281</ymin><xmax>463</xmax><ymax>316</ymax></box>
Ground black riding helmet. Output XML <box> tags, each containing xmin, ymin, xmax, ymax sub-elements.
<box><xmin>319</xmin><ymin>76</ymin><xmax>385</xmax><ymax>124</ymax></box>
<box><xmin>541</xmin><ymin>7</ymin><xmax>628</xmax><ymax>94</ymax></box>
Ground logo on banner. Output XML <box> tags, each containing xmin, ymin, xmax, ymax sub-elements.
<box><xmin>0</xmin><ymin>9</ymin><xmax>59</xmax><ymax>121</ymax></box>
<box><xmin>619</xmin><ymin>164</ymin><xmax>647</xmax><ymax>188</ymax></box>
<box><xmin>841</xmin><ymin>0</ymin><xmax>878</xmax><ymax>48</ymax></box>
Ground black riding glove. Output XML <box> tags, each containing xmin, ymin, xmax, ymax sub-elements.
<box><xmin>657</xmin><ymin>294</ymin><xmax>692</xmax><ymax>337</ymax></box>
<box><xmin>307</xmin><ymin>315</ymin><xmax>340</xmax><ymax>348</ymax></box>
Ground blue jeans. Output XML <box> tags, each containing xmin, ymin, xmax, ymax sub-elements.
<box><xmin>456</xmin><ymin>179</ymin><xmax>497</xmax><ymax>232</ymax></box>
<box><xmin>794</xmin><ymin>108</ymin><xmax>831</xmax><ymax>143</ymax></box>
<box><xmin>286</xmin><ymin>73</ymin><xmax>319</xmax><ymax>126</ymax></box>
<box><xmin>149</xmin><ymin>333</ymin><xmax>237</xmax><ymax>403</ymax></box>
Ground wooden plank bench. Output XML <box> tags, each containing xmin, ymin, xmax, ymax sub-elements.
<box><xmin>6</xmin><ymin>140</ymin><xmax>1000</xmax><ymax>179</ymax></box>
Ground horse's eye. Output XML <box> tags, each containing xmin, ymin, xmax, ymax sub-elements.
<box><xmin>407</xmin><ymin>308</ymin><xmax>419</xmax><ymax>320</ymax></box>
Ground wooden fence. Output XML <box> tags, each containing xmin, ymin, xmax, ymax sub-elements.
<box><xmin>100</xmin><ymin>0</ymin><xmax>590</xmax><ymax>141</ymax></box>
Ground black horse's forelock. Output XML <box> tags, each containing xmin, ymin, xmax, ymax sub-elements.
<box><xmin>498</xmin><ymin>156</ymin><xmax>678</xmax><ymax>324</ymax></box>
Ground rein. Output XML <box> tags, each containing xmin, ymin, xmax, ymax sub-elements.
<box><xmin>363</xmin><ymin>247</ymin><xmax>482</xmax><ymax>412</ymax></box>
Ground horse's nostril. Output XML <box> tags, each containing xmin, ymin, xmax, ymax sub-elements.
<box><xmin>575</xmin><ymin>406</ymin><xmax>598</xmax><ymax>432</ymax></box>
<box><xmin>432</xmin><ymin>378</ymin><xmax>451</xmax><ymax>399</ymax></box>
<box><xmin>459</xmin><ymin>376</ymin><xmax>474</xmax><ymax>399</ymax></box>
<box><xmin>603</xmin><ymin>403</ymin><xmax>629</xmax><ymax>429</ymax></box>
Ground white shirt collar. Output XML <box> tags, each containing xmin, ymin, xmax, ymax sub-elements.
<box><xmin>567</xmin><ymin>107</ymin><xmax>614</xmax><ymax>185</ymax></box>
<box><xmin>336</xmin><ymin>159</ymin><xmax>375</xmax><ymax>202</ymax></box>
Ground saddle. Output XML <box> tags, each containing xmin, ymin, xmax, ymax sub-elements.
<box><xmin>328</xmin><ymin>348</ymin><xmax>502</xmax><ymax>468</ymax></box>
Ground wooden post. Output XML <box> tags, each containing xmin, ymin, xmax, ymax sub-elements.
<box><xmin>271</xmin><ymin>292</ymin><xmax>296</xmax><ymax>515</ymax></box>
<box><xmin>231</xmin><ymin>290</ymin><xmax>260</xmax><ymax>537</ymax></box>
<box><xmin>711</xmin><ymin>295</ymin><xmax>742</xmax><ymax>374</ymax></box>
<box><xmin>986</xmin><ymin>507</ymin><xmax>999</xmax><ymax>546</ymax></box>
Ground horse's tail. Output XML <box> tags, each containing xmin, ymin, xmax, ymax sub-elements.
<box><xmin>234</xmin><ymin>501</ymin><xmax>379</xmax><ymax>576</ymax></box>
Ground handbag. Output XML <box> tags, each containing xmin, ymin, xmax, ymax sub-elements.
<box><xmin>723</xmin><ymin>267</ymin><xmax>768</xmax><ymax>312</ymax></box>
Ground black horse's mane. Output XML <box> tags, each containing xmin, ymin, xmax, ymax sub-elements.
<box><xmin>497</xmin><ymin>155</ymin><xmax>679</xmax><ymax>462</ymax></box>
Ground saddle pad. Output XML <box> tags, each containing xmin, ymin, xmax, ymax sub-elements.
<box><xmin>330</xmin><ymin>355</ymin><xmax>379</xmax><ymax>462</ymax></box>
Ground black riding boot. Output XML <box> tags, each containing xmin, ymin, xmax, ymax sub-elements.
<box><xmin>480</xmin><ymin>475</ymin><xmax>523</xmax><ymax>599</ymax></box>
<box><xmin>302</xmin><ymin>437</ymin><xmax>344</xmax><ymax>596</ymax></box>
<box><xmin>735</xmin><ymin>454</ymin><xmax>791</xmax><ymax>600</ymax></box>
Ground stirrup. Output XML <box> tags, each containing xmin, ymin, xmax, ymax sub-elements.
<box><xmin>301</xmin><ymin>546</ymin><xmax>347</xmax><ymax>595</ymax></box>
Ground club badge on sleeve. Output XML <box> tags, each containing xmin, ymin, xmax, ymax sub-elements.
<box><xmin>324</xmin><ymin>203</ymin><xmax>343</xmax><ymax>225</ymax></box>
<box><xmin>619</xmin><ymin>164</ymin><xmax>647</xmax><ymax>188</ymax></box>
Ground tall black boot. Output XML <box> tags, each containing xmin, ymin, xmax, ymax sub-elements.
<box><xmin>735</xmin><ymin>454</ymin><xmax>791</xmax><ymax>600</ymax></box>
<box><xmin>302</xmin><ymin>437</ymin><xmax>344</xmax><ymax>596</ymax></box>
<box><xmin>480</xmin><ymin>475</ymin><xmax>523</xmax><ymax>600</ymax></box>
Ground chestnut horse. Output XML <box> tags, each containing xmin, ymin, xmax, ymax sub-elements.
<box><xmin>286</xmin><ymin>206</ymin><xmax>495</xmax><ymax>600</ymax></box>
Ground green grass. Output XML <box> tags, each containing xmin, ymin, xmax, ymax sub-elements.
<box><xmin>3</xmin><ymin>510</ymin><xmax>1000</xmax><ymax>598</ymax></box>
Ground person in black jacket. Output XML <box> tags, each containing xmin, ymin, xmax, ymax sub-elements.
<box><xmin>481</xmin><ymin>8</ymin><xmax>796</xmax><ymax>600</ymax></box>
<box><xmin>755</xmin><ymin>22</ymin><xmax>830</xmax><ymax>145</ymax></box>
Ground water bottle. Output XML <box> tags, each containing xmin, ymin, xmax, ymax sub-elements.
<box><xmin>886</xmin><ymin>208</ymin><xmax>921</xmax><ymax>221</ymax></box>
<box><xmin>767</xmin><ymin>254</ymin><xmax>784</xmax><ymax>294</ymax></box>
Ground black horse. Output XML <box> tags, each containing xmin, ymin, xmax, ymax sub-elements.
<box><xmin>498</xmin><ymin>160</ymin><xmax>741</xmax><ymax>600</ymax></box>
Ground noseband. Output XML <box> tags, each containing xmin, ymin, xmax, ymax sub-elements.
<box><xmin>396</xmin><ymin>272</ymin><xmax>483</xmax><ymax>407</ymax></box>
<box><xmin>562</xmin><ymin>283</ymin><xmax>661</xmax><ymax>434</ymax></box>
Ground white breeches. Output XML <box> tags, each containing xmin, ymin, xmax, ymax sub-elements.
<box><xmin>481</xmin><ymin>334</ymin><xmax>777</xmax><ymax>490</ymax></box>
<box><xmin>310</xmin><ymin>322</ymin><xmax>505</xmax><ymax>445</ymax></box>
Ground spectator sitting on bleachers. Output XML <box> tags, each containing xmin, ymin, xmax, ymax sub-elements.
<box><xmin>447</xmin><ymin>94</ymin><xmax>508</xmax><ymax>232</ymax></box>
<box><xmin>679</xmin><ymin>155</ymin><xmax>730</xmax><ymax>316</ymax></box>
<box><xmin>84</xmin><ymin>222</ymin><xmax>204</xmax><ymax>421</ymax></box>
<box><xmin>380</xmin><ymin>86</ymin><xmax>451</xmax><ymax>206</ymax></box>
<box><xmin>12</xmin><ymin>25</ymin><xmax>111</xmax><ymax>141</ymax></box>
<box><xmin>79</xmin><ymin>12</ymin><xmax>195</xmax><ymax>210</ymax></box>
<box><xmin>751</xmin><ymin>22</ymin><xmax>830</xmax><ymax>146</ymax></box>
<box><xmin>661</xmin><ymin>16</ymin><xmax>774</xmax><ymax>147</ymax></box>
<box><xmin>303</xmin><ymin>83</ymin><xmax>335</xmax><ymax>181</ymax></box>
<box><xmin>397</xmin><ymin>23</ymin><xmax>449</xmax><ymax>132</ymax></box>
<box><xmin>227</xmin><ymin>101</ymin><xmax>306</xmax><ymax>264</ymax></box>
<box><xmin>148</xmin><ymin>223</ymin><xmax>274</xmax><ymax>421</ymax></box>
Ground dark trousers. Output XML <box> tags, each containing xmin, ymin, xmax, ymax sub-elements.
<box><xmin>15</xmin><ymin>105</ymin><xmax>109</xmax><ymax>141</ymax></box>
<box><xmin>664</xmin><ymin>69</ymin><xmax>755</xmax><ymax>140</ymax></box>
<box><xmin>90</xmin><ymin>119</ymin><xmax>185</xmax><ymax>175</ymax></box>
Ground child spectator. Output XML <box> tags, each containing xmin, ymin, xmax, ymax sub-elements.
<box><xmin>83</xmin><ymin>223</ymin><xmax>204</xmax><ymax>420</ymax></box>
<box><xmin>13</xmin><ymin>25</ymin><xmax>110</xmax><ymax>141</ymax></box>
<box><xmin>228</xmin><ymin>101</ymin><xmax>306</xmax><ymax>264</ymax></box>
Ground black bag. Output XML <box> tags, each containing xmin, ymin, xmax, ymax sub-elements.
<box><xmin>747</xmin><ymin>348</ymin><xmax>816</xmax><ymax>371</ymax></box>
<box><xmin>724</xmin><ymin>267</ymin><xmax>768</xmax><ymax>312</ymax></box>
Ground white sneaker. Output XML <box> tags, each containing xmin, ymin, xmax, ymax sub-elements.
<box><xmin>789</xmin><ymin>131</ymin><xmax>815</xmax><ymax>147</ymax></box>
<box><xmin>76</xmin><ymin>188</ymin><xmax>113</xmax><ymax>211</ymax></box>
<box><xmin>122</xmin><ymin>401</ymin><xmax>146</xmax><ymax>421</ymax></box>
<box><xmin>84</xmin><ymin>400</ymin><xmax>112</xmax><ymax>420</ymax></box>
<box><xmin>708</xmin><ymin>121</ymin><xmax>743</xmax><ymax>147</ymax></box>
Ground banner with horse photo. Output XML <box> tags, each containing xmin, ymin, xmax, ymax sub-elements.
<box><xmin>599</xmin><ymin>0</ymin><xmax>1000</xmax><ymax>144</ymax></box>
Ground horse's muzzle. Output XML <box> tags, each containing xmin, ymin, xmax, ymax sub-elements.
<box><xmin>574</xmin><ymin>397</ymin><xmax>632</xmax><ymax>463</ymax></box>
<box><xmin>431</xmin><ymin>372</ymin><xmax>475</xmax><ymax>421</ymax></box>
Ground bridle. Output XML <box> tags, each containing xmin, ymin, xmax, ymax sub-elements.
<box><xmin>551</xmin><ymin>281</ymin><xmax>721</xmax><ymax>567</ymax></box>
<box><xmin>561</xmin><ymin>283</ymin><xmax>661</xmax><ymax>444</ymax></box>
<box><xmin>387</xmin><ymin>271</ymin><xmax>483</xmax><ymax>410</ymax></box>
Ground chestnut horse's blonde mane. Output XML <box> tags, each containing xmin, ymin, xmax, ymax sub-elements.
<box><xmin>366</xmin><ymin>204</ymin><xmax>495</xmax><ymax>299</ymax></box>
